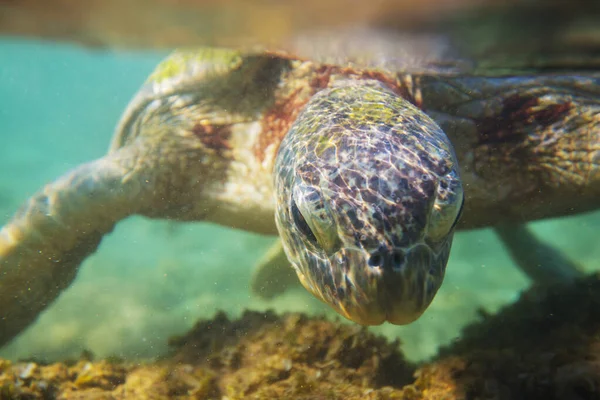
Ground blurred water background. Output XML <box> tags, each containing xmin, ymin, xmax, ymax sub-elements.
<box><xmin>1</xmin><ymin>38</ymin><xmax>599</xmax><ymax>363</ymax></box>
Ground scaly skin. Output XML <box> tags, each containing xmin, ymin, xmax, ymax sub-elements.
<box><xmin>274</xmin><ymin>81</ymin><xmax>463</xmax><ymax>325</ymax></box>
<box><xmin>0</xmin><ymin>49</ymin><xmax>598</xmax><ymax>347</ymax></box>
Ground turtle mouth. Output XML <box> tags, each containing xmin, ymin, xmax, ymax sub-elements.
<box><xmin>379</xmin><ymin>244</ymin><xmax>445</xmax><ymax>324</ymax></box>
<box><xmin>306</xmin><ymin>243</ymin><xmax>448</xmax><ymax>326</ymax></box>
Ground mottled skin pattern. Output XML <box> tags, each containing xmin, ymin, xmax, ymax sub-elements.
<box><xmin>275</xmin><ymin>81</ymin><xmax>463</xmax><ymax>324</ymax></box>
<box><xmin>0</xmin><ymin>48</ymin><xmax>598</xmax><ymax>347</ymax></box>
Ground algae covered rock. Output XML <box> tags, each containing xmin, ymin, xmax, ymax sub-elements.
<box><xmin>168</xmin><ymin>310</ymin><xmax>416</xmax><ymax>398</ymax></box>
<box><xmin>4</xmin><ymin>275</ymin><xmax>600</xmax><ymax>399</ymax></box>
<box><xmin>0</xmin><ymin>311</ymin><xmax>418</xmax><ymax>399</ymax></box>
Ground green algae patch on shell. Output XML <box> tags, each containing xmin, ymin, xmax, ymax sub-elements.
<box><xmin>146</xmin><ymin>48</ymin><xmax>244</xmax><ymax>84</ymax></box>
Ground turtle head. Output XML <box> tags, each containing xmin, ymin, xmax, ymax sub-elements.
<box><xmin>274</xmin><ymin>80</ymin><xmax>464</xmax><ymax>325</ymax></box>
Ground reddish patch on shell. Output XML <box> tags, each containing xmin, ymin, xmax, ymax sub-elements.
<box><xmin>257</xmin><ymin>87</ymin><xmax>307</xmax><ymax>161</ymax></box>
<box><xmin>255</xmin><ymin>66</ymin><xmax>334</xmax><ymax>162</ymax></box>
<box><xmin>310</xmin><ymin>65</ymin><xmax>334</xmax><ymax>89</ymax></box>
<box><xmin>477</xmin><ymin>94</ymin><xmax>573</xmax><ymax>145</ymax></box>
<box><xmin>192</xmin><ymin>122</ymin><xmax>232</xmax><ymax>152</ymax></box>
<box><xmin>355</xmin><ymin>69</ymin><xmax>403</xmax><ymax>96</ymax></box>
<box><xmin>330</xmin><ymin>66</ymin><xmax>405</xmax><ymax>101</ymax></box>
<box><xmin>254</xmin><ymin>63</ymin><xmax>404</xmax><ymax>162</ymax></box>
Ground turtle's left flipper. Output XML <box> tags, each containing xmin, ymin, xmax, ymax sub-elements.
<box><xmin>250</xmin><ymin>239</ymin><xmax>300</xmax><ymax>300</ymax></box>
<box><xmin>494</xmin><ymin>223</ymin><xmax>585</xmax><ymax>286</ymax></box>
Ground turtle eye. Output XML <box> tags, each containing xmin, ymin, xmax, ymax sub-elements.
<box><xmin>427</xmin><ymin>171</ymin><xmax>463</xmax><ymax>242</ymax></box>
<box><xmin>291</xmin><ymin>199</ymin><xmax>318</xmax><ymax>245</ymax></box>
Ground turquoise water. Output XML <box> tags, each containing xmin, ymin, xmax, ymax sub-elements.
<box><xmin>0</xmin><ymin>39</ymin><xmax>599</xmax><ymax>362</ymax></box>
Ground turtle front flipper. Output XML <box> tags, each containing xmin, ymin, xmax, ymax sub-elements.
<box><xmin>0</xmin><ymin>146</ymin><xmax>161</xmax><ymax>348</ymax></box>
<box><xmin>250</xmin><ymin>239</ymin><xmax>300</xmax><ymax>300</ymax></box>
<box><xmin>493</xmin><ymin>224</ymin><xmax>584</xmax><ymax>286</ymax></box>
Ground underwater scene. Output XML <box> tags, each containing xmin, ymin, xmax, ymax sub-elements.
<box><xmin>0</xmin><ymin>9</ymin><xmax>600</xmax><ymax>398</ymax></box>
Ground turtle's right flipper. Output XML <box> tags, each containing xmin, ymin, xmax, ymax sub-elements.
<box><xmin>0</xmin><ymin>147</ymin><xmax>152</xmax><ymax>348</ymax></box>
<box><xmin>250</xmin><ymin>239</ymin><xmax>300</xmax><ymax>300</ymax></box>
<box><xmin>493</xmin><ymin>223</ymin><xmax>585</xmax><ymax>286</ymax></box>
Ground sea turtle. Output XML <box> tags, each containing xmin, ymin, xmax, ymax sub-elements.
<box><xmin>1</xmin><ymin>39</ymin><xmax>599</xmax><ymax>348</ymax></box>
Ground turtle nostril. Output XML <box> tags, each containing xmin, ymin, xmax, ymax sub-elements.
<box><xmin>392</xmin><ymin>251</ymin><xmax>405</xmax><ymax>269</ymax></box>
<box><xmin>368</xmin><ymin>249</ymin><xmax>405</xmax><ymax>270</ymax></box>
<box><xmin>368</xmin><ymin>252</ymin><xmax>383</xmax><ymax>267</ymax></box>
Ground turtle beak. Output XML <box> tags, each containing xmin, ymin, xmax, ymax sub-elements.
<box><xmin>313</xmin><ymin>243</ymin><xmax>447</xmax><ymax>326</ymax></box>
<box><xmin>378</xmin><ymin>244</ymin><xmax>444</xmax><ymax>325</ymax></box>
